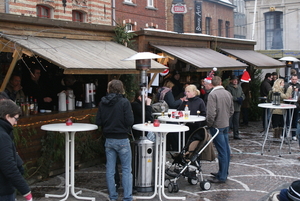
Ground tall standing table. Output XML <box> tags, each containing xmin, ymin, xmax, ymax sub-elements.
<box><xmin>258</xmin><ymin>103</ymin><xmax>296</xmax><ymax>156</ymax></box>
<box><xmin>41</xmin><ymin>123</ymin><xmax>98</xmax><ymax>201</ymax></box>
<box><xmin>157</xmin><ymin>115</ymin><xmax>206</xmax><ymax>151</ymax></box>
<box><xmin>132</xmin><ymin>123</ymin><xmax>189</xmax><ymax>201</ymax></box>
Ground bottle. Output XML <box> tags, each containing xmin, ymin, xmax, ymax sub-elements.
<box><xmin>33</xmin><ymin>99</ymin><xmax>38</xmax><ymax>115</ymax></box>
<box><xmin>20</xmin><ymin>97</ymin><xmax>25</xmax><ymax>115</ymax></box>
<box><xmin>24</xmin><ymin>96</ymin><xmax>30</xmax><ymax>116</ymax></box>
<box><xmin>29</xmin><ymin>96</ymin><xmax>34</xmax><ymax>115</ymax></box>
<box><xmin>184</xmin><ymin>104</ymin><xmax>190</xmax><ymax>119</ymax></box>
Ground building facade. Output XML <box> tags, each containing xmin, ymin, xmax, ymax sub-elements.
<box><xmin>113</xmin><ymin>0</ymin><xmax>166</xmax><ymax>31</ymax></box>
<box><xmin>0</xmin><ymin>0</ymin><xmax>111</xmax><ymax>25</ymax></box>
<box><xmin>233</xmin><ymin>0</ymin><xmax>247</xmax><ymax>39</ymax></box>
<box><xmin>245</xmin><ymin>0</ymin><xmax>300</xmax><ymax>51</ymax></box>
<box><xmin>166</xmin><ymin>0</ymin><xmax>235</xmax><ymax>38</ymax></box>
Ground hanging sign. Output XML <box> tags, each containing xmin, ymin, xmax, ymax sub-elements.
<box><xmin>171</xmin><ymin>3</ymin><xmax>187</xmax><ymax>14</ymax></box>
<box><xmin>195</xmin><ymin>1</ymin><xmax>202</xmax><ymax>33</ymax></box>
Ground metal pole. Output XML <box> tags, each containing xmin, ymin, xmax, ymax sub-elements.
<box><xmin>141</xmin><ymin>70</ymin><xmax>147</xmax><ymax>138</ymax></box>
<box><xmin>251</xmin><ymin>0</ymin><xmax>258</xmax><ymax>40</ymax></box>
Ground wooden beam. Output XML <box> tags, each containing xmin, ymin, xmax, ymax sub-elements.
<box><xmin>0</xmin><ymin>48</ymin><xmax>22</xmax><ymax>92</ymax></box>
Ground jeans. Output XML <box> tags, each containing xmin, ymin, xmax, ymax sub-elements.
<box><xmin>0</xmin><ymin>193</ymin><xmax>15</xmax><ymax>201</ymax></box>
<box><xmin>210</xmin><ymin>127</ymin><xmax>230</xmax><ymax>181</ymax></box>
<box><xmin>105</xmin><ymin>138</ymin><xmax>132</xmax><ymax>201</ymax></box>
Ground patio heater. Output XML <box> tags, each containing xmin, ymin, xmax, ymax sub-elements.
<box><xmin>279</xmin><ymin>56</ymin><xmax>300</xmax><ymax>81</ymax></box>
<box><xmin>123</xmin><ymin>52</ymin><xmax>164</xmax><ymax>137</ymax></box>
<box><xmin>123</xmin><ymin>52</ymin><xmax>164</xmax><ymax>192</ymax></box>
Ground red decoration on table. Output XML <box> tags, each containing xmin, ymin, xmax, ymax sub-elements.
<box><xmin>66</xmin><ymin>118</ymin><xmax>73</xmax><ymax>126</ymax></box>
<box><xmin>153</xmin><ymin>119</ymin><xmax>160</xmax><ymax>127</ymax></box>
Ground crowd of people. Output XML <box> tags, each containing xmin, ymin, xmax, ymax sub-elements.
<box><xmin>3</xmin><ymin>68</ymin><xmax>300</xmax><ymax>201</ymax></box>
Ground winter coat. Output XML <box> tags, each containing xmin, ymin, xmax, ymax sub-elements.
<box><xmin>0</xmin><ymin>119</ymin><xmax>30</xmax><ymax>196</ymax></box>
<box><xmin>177</xmin><ymin>96</ymin><xmax>206</xmax><ymax>116</ymax></box>
<box><xmin>96</xmin><ymin>93</ymin><xmax>134</xmax><ymax>139</ymax></box>
<box><xmin>226</xmin><ymin>83</ymin><xmax>245</xmax><ymax>112</ymax></box>
<box><xmin>158</xmin><ymin>87</ymin><xmax>182</xmax><ymax>109</ymax></box>
<box><xmin>206</xmin><ymin>86</ymin><xmax>234</xmax><ymax>128</ymax></box>
<box><xmin>260</xmin><ymin>79</ymin><xmax>272</xmax><ymax>97</ymax></box>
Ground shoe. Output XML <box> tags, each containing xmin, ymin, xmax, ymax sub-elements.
<box><xmin>292</xmin><ymin>136</ymin><xmax>297</xmax><ymax>141</ymax></box>
<box><xmin>208</xmin><ymin>178</ymin><xmax>226</xmax><ymax>183</ymax></box>
<box><xmin>210</xmin><ymin>172</ymin><xmax>218</xmax><ymax>177</ymax></box>
<box><xmin>234</xmin><ymin>137</ymin><xmax>242</xmax><ymax>140</ymax></box>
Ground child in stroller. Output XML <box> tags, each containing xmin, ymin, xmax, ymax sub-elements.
<box><xmin>165</xmin><ymin>126</ymin><xmax>218</xmax><ymax>193</ymax></box>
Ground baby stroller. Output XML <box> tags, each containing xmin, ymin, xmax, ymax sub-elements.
<box><xmin>165</xmin><ymin>126</ymin><xmax>219</xmax><ymax>192</ymax></box>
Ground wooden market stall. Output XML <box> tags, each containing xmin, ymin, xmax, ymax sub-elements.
<box><xmin>0</xmin><ymin>13</ymin><xmax>166</xmax><ymax>179</ymax></box>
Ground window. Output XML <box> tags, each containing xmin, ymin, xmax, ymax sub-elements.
<box><xmin>36</xmin><ymin>5</ymin><xmax>51</xmax><ymax>18</ymax></box>
<box><xmin>265</xmin><ymin>11</ymin><xmax>283</xmax><ymax>50</ymax></box>
<box><xmin>72</xmin><ymin>11</ymin><xmax>84</xmax><ymax>22</ymax></box>
<box><xmin>225</xmin><ymin>21</ymin><xmax>230</xmax><ymax>37</ymax></box>
<box><xmin>218</xmin><ymin>19</ymin><xmax>223</xmax><ymax>36</ymax></box>
<box><xmin>174</xmin><ymin>14</ymin><xmax>184</xmax><ymax>33</ymax></box>
<box><xmin>147</xmin><ymin>0</ymin><xmax>154</xmax><ymax>7</ymax></box>
<box><xmin>125</xmin><ymin>23</ymin><xmax>132</xmax><ymax>32</ymax></box>
<box><xmin>205</xmin><ymin>17</ymin><xmax>211</xmax><ymax>35</ymax></box>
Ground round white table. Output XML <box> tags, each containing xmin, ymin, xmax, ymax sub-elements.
<box><xmin>157</xmin><ymin>115</ymin><xmax>206</xmax><ymax>151</ymax></box>
<box><xmin>41</xmin><ymin>123</ymin><xmax>98</xmax><ymax>201</ymax></box>
<box><xmin>132</xmin><ymin>123</ymin><xmax>189</xmax><ymax>201</ymax></box>
<box><xmin>258</xmin><ymin>103</ymin><xmax>296</xmax><ymax>156</ymax></box>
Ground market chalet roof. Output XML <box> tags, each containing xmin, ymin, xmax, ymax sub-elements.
<box><xmin>1</xmin><ymin>34</ymin><xmax>167</xmax><ymax>74</ymax></box>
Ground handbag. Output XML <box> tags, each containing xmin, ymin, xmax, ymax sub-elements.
<box><xmin>151</xmin><ymin>100</ymin><xmax>169</xmax><ymax>113</ymax></box>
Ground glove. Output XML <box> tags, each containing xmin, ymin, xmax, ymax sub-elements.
<box><xmin>24</xmin><ymin>192</ymin><xmax>32</xmax><ymax>201</ymax></box>
<box><xmin>236</xmin><ymin>97</ymin><xmax>243</xmax><ymax>105</ymax></box>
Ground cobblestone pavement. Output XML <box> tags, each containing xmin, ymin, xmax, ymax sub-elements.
<box><xmin>17</xmin><ymin>121</ymin><xmax>300</xmax><ymax>201</ymax></box>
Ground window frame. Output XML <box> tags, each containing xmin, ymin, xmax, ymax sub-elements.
<box><xmin>264</xmin><ymin>11</ymin><xmax>283</xmax><ymax>50</ymax></box>
<box><xmin>205</xmin><ymin>17</ymin><xmax>211</xmax><ymax>35</ymax></box>
<box><xmin>147</xmin><ymin>0</ymin><xmax>154</xmax><ymax>7</ymax></box>
<box><xmin>225</xmin><ymin>21</ymin><xmax>230</xmax><ymax>37</ymax></box>
<box><xmin>36</xmin><ymin>5</ymin><xmax>51</xmax><ymax>18</ymax></box>
<box><xmin>125</xmin><ymin>23</ymin><xmax>133</xmax><ymax>32</ymax></box>
<box><xmin>72</xmin><ymin>10</ymin><xmax>84</xmax><ymax>22</ymax></box>
<box><xmin>218</xmin><ymin>19</ymin><xmax>223</xmax><ymax>37</ymax></box>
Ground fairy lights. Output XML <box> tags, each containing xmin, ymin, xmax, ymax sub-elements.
<box><xmin>15</xmin><ymin>114</ymin><xmax>95</xmax><ymax>128</ymax></box>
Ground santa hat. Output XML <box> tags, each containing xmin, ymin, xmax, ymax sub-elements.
<box><xmin>160</xmin><ymin>68</ymin><xmax>169</xmax><ymax>76</ymax></box>
<box><xmin>204</xmin><ymin>67</ymin><xmax>217</xmax><ymax>83</ymax></box>
<box><xmin>240</xmin><ymin>70</ymin><xmax>251</xmax><ymax>83</ymax></box>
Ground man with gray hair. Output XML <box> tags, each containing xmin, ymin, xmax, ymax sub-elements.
<box><xmin>206</xmin><ymin>76</ymin><xmax>234</xmax><ymax>183</ymax></box>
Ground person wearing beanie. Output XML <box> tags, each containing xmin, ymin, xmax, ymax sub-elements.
<box><xmin>226</xmin><ymin>75</ymin><xmax>245</xmax><ymax>140</ymax></box>
<box><xmin>0</xmin><ymin>99</ymin><xmax>32</xmax><ymax>201</ymax></box>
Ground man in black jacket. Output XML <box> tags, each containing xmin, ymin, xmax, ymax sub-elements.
<box><xmin>96</xmin><ymin>80</ymin><xmax>134</xmax><ymax>201</ymax></box>
<box><xmin>260</xmin><ymin>73</ymin><xmax>273</xmax><ymax>131</ymax></box>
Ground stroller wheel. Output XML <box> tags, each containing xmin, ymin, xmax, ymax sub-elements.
<box><xmin>173</xmin><ymin>183</ymin><xmax>179</xmax><ymax>193</ymax></box>
<box><xmin>188</xmin><ymin>177</ymin><xmax>199</xmax><ymax>185</ymax></box>
<box><xmin>200</xmin><ymin>181</ymin><xmax>211</xmax><ymax>190</ymax></box>
<box><xmin>168</xmin><ymin>182</ymin><xmax>174</xmax><ymax>193</ymax></box>
<box><xmin>164</xmin><ymin>178</ymin><xmax>171</xmax><ymax>188</ymax></box>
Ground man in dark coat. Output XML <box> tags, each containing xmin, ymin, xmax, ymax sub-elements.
<box><xmin>260</xmin><ymin>73</ymin><xmax>273</xmax><ymax>131</ymax></box>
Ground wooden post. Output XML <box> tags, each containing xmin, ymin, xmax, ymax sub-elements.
<box><xmin>148</xmin><ymin>72</ymin><xmax>158</xmax><ymax>89</ymax></box>
<box><xmin>0</xmin><ymin>48</ymin><xmax>22</xmax><ymax>92</ymax></box>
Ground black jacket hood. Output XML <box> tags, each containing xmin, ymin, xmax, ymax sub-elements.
<box><xmin>101</xmin><ymin>93</ymin><xmax>124</xmax><ymax>106</ymax></box>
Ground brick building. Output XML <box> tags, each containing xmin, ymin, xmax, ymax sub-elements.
<box><xmin>166</xmin><ymin>0</ymin><xmax>235</xmax><ymax>37</ymax></box>
<box><xmin>0</xmin><ymin>0</ymin><xmax>111</xmax><ymax>25</ymax></box>
<box><xmin>113</xmin><ymin>0</ymin><xmax>166</xmax><ymax>31</ymax></box>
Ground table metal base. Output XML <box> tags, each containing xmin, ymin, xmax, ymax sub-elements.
<box><xmin>45</xmin><ymin>131</ymin><xmax>95</xmax><ymax>201</ymax></box>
